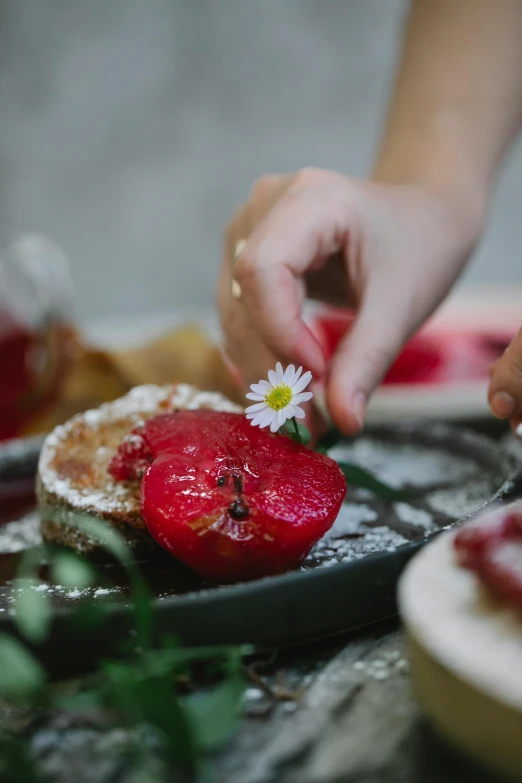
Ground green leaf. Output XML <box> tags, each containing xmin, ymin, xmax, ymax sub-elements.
<box><xmin>186</xmin><ymin>673</ymin><xmax>243</xmax><ymax>750</ymax></box>
<box><xmin>55</xmin><ymin>687</ymin><xmax>105</xmax><ymax>714</ymax></box>
<box><xmin>129</xmin><ymin>577</ymin><xmax>154</xmax><ymax>651</ymax></box>
<box><xmin>185</xmin><ymin>647</ymin><xmax>243</xmax><ymax>751</ymax></box>
<box><xmin>314</xmin><ymin>428</ymin><xmax>341</xmax><ymax>455</ymax></box>
<box><xmin>0</xmin><ymin>733</ymin><xmax>43</xmax><ymax>782</ymax></box>
<box><xmin>337</xmin><ymin>461</ymin><xmax>416</xmax><ymax>501</ymax></box>
<box><xmin>284</xmin><ymin>418</ymin><xmax>311</xmax><ymax>446</ymax></box>
<box><xmin>65</xmin><ymin>516</ymin><xmax>133</xmax><ymax>564</ymax></box>
<box><xmin>195</xmin><ymin>765</ymin><xmax>217</xmax><ymax>783</ymax></box>
<box><xmin>0</xmin><ymin>633</ymin><xmax>45</xmax><ymax>699</ymax></box>
<box><xmin>52</xmin><ymin>551</ymin><xmax>96</xmax><ymax>590</ymax></box>
<box><xmin>63</xmin><ymin>516</ymin><xmax>153</xmax><ymax>648</ymax></box>
<box><xmin>101</xmin><ymin>659</ymin><xmax>198</xmax><ymax>767</ymax></box>
<box><xmin>67</xmin><ymin>601</ymin><xmax>109</xmax><ymax>631</ymax></box>
<box><xmin>159</xmin><ymin>639</ymin><xmax>253</xmax><ymax>666</ymax></box>
<box><xmin>13</xmin><ymin>579</ymin><xmax>51</xmax><ymax>644</ymax></box>
<box><xmin>10</xmin><ymin>547</ymin><xmax>52</xmax><ymax>644</ymax></box>
<box><xmin>16</xmin><ymin>546</ymin><xmax>46</xmax><ymax>577</ymax></box>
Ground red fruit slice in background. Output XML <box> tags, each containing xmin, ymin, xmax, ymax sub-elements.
<box><xmin>454</xmin><ymin>511</ymin><xmax>518</xmax><ymax>569</ymax></box>
<box><xmin>455</xmin><ymin>504</ymin><xmax>522</xmax><ymax>611</ymax></box>
<box><xmin>311</xmin><ymin>310</ymin><xmax>512</xmax><ymax>386</ymax></box>
<box><xmin>477</xmin><ymin>539</ymin><xmax>522</xmax><ymax>607</ymax></box>
<box><xmin>135</xmin><ymin>410</ymin><xmax>346</xmax><ymax>582</ymax></box>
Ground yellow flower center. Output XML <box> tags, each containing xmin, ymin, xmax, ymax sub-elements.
<box><xmin>265</xmin><ymin>383</ymin><xmax>293</xmax><ymax>411</ymax></box>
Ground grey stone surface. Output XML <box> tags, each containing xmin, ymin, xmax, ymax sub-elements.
<box><xmin>216</xmin><ymin>627</ymin><xmax>500</xmax><ymax>783</ymax></box>
<box><xmin>0</xmin><ymin>0</ymin><xmax>521</xmax><ymax>324</ymax></box>
<box><xmin>16</xmin><ymin>625</ymin><xmax>497</xmax><ymax>783</ymax></box>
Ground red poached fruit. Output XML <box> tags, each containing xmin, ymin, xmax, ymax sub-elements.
<box><xmin>454</xmin><ymin>503</ymin><xmax>522</xmax><ymax>609</ymax></box>
<box><xmin>109</xmin><ymin>410</ymin><xmax>346</xmax><ymax>582</ymax></box>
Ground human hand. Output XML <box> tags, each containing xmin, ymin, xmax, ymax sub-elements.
<box><xmin>488</xmin><ymin>327</ymin><xmax>522</xmax><ymax>435</ymax></box>
<box><xmin>218</xmin><ymin>168</ymin><xmax>482</xmax><ymax>434</ymax></box>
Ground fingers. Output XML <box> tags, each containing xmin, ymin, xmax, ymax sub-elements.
<box><xmin>217</xmin><ymin>172</ymin><xmax>331</xmax><ymax>439</ymax></box>
<box><xmin>218</xmin><ymin>175</ymin><xmax>297</xmax><ymax>390</ymax></box>
<box><xmin>488</xmin><ymin>325</ymin><xmax>522</xmax><ymax>421</ymax></box>
<box><xmin>232</xmin><ymin>170</ymin><xmax>355</xmax><ymax>378</ymax></box>
<box><xmin>326</xmin><ymin>279</ymin><xmax>414</xmax><ymax>435</ymax></box>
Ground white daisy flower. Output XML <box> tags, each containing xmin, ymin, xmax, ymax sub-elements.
<box><xmin>245</xmin><ymin>362</ymin><xmax>313</xmax><ymax>433</ymax></box>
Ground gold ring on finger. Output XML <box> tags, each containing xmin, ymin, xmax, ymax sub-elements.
<box><xmin>231</xmin><ymin>239</ymin><xmax>247</xmax><ymax>300</ymax></box>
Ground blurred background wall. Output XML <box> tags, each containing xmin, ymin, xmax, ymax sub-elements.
<box><xmin>1</xmin><ymin>0</ymin><xmax>521</xmax><ymax>325</ymax></box>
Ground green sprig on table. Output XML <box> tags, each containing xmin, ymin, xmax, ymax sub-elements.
<box><xmin>0</xmin><ymin>419</ymin><xmax>418</xmax><ymax>780</ymax></box>
<box><xmin>0</xmin><ymin>523</ymin><xmax>246</xmax><ymax>783</ymax></box>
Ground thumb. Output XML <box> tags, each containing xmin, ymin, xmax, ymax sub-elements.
<box><xmin>488</xmin><ymin>325</ymin><xmax>522</xmax><ymax>420</ymax></box>
<box><xmin>326</xmin><ymin>283</ymin><xmax>415</xmax><ymax>435</ymax></box>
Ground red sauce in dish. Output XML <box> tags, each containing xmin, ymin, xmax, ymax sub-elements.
<box><xmin>0</xmin><ymin>313</ymin><xmax>37</xmax><ymax>440</ymax></box>
<box><xmin>0</xmin><ymin>310</ymin><xmax>73</xmax><ymax>441</ymax></box>
<box><xmin>109</xmin><ymin>409</ymin><xmax>346</xmax><ymax>582</ymax></box>
<box><xmin>312</xmin><ymin>310</ymin><xmax>511</xmax><ymax>386</ymax></box>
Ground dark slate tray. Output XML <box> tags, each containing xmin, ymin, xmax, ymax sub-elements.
<box><xmin>0</xmin><ymin>423</ymin><xmax>519</xmax><ymax>674</ymax></box>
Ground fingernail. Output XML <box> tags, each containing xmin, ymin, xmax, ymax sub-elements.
<box><xmin>491</xmin><ymin>391</ymin><xmax>517</xmax><ymax>419</ymax></box>
<box><xmin>352</xmin><ymin>391</ymin><xmax>367</xmax><ymax>430</ymax></box>
<box><xmin>516</xmin><ymin>423</ymin><xmax>522</xmax><ymax>439</ymax></box>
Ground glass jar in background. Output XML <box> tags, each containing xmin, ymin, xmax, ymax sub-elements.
<box><xmin>0</xmin><ymin>235</ymin><xmax>75</xmax><ymax>441</ymax></box>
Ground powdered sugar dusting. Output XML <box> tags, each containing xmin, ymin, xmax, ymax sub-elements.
<box><xmin>329</xmin><ymin>439</ymin><xmax>476</xmax><ymax>489</ymax></box>
<box><xmin>1</xmin><ymin>412</ymin><xmax>511</xmax><ymax>612</ymax></box>
<box><xmin>305</xmin><ymin>522</ymin><xmax>408</xmax><ymax>569</ymax></box>
<box><xmin>4</xmin><ymin>581</ymin><xmax>123</xmax><ymax>605</ymax></box>
<box><xmin>0</xmin><ymin>511</ymin><xmax>42</xmax><ymax>553</ymax></box>
<box><xmin>394</xmin><ymin>502</ymin><xmax>435</xmax><ymax>531</ymax></box>
<box><xmin>324</xmin><ymin>504</ymin><xmax>378</xmax><ymax>539</ymax></box>
<box><xmin>352</xmin><ymin>650</ymin><xmax>410</xmax><ymax>680</ymax></box>
<box><xmin>427</xmin><ymin>483</ymin><xmax>494</xmax><ymax>520</ymax></box>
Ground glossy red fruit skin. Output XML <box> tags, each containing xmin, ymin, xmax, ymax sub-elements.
<box><xmin>455</xmin><ymin>507</ymin><xmax>522</xmax><ymax>609</ymax></box>
<box><xmin>138</xmin><ymin>410</ymin><xmax>346</xmax><ymax>582</ymax></box>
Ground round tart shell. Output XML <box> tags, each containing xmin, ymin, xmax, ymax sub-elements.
<box><xmin>399</xmin><ymin>525</ymin><xmax>522</xmax><ymax>780</ymax></box>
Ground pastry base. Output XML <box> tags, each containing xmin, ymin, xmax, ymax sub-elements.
<box><xmin>399</xmin><ymin>527</ymin><xmax>522</xmax><ymax>781</ymax></box>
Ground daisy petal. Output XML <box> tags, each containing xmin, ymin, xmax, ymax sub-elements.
<box><xmin>245</xmin><ymin>402</ymin><xmax>268</xmax><ymax>414</ymax></box>
<box><xmin>246</xmin><ymin>392</ymin><xmax>265</xmax><ymax>401</ymax></box>
<box><xmin>251</xmin><ymin>410</ymin><xmax>269</xmax><ymax>427</ymax></box>
<box><xmin>264</xmin><ymin>408</ymin><xmax>278</xmax><ymax>426</ymax></box>
<box><xmin>275</xmin><ymin>362</ymin><xmax>284</xmax><ymax>382</ymax></box>
<box><xmin>292</xmin><ymin>366</ymin><xmax>303</xmax><ymax>384</ymax></box>
<box><xmin>292</xmin><ymin>370</ymin><xmax>312</xmax><ymax>394</ymax></box>
<box><xmin>254</xmin><ymin>407</ymin><xmax>276</xmax><ymax>428</ymax></box>
<box><xmin>277</xmin><ymin>409</ymin><xmax>287</xmax><ymax>428</ymax></box>
<box><xmin>250</xmin><ymin>381</ymin><xmax>270</xmax><ymax>395</ymax></box>
<box><xmin>292</xmin><ymin>391</ymin><xmax>313</xmax><ymax>404</ymax></box>
<box><xmin>270</xmin><ymin>416</ymin><xmax>281</xmax><ymax>433</ymax></box>
<box><xmin>292</xmin><ymin>406</ymin><xmax>306</xmax><ymax>419</ymax></box>
<box><xmin>283</xmin><ymin>364</ymin><xmax>296</xmax><ymax>385</ymax></box>
<box><xmin>268</xmin><ymin>369</ymin><xmax>278</xmax><ymax>386</ymax></box>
